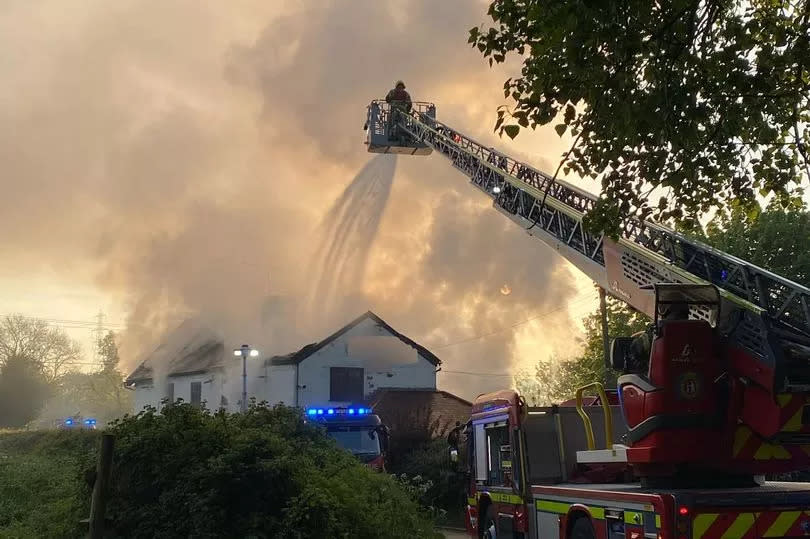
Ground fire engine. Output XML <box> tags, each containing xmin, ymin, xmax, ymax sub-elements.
<box><xmin>306</xmin><ymin>406</ymin><xmax>390</xmax><ymax>471</ymax></box>
<box><xmin>364</xmin><ymin>100</ymin><xmax>810</xmax><ymax>538</ymax></box>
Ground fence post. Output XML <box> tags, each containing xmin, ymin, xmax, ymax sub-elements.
<box><xmin>89</xmin><ymin>434</ymin><xmax>114</xmax><ymax>538</ymax></box>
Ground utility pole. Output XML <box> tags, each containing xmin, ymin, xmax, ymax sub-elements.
<box><xmin>91</xmin><ymin>311</ymin><xmax>105</xmax><ymax>364</ymax></box>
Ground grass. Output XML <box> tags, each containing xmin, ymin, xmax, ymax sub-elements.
<box><xmin>0</xmin><ymin>429</ymin><xmax>99</xmax><ymax>538</ymax></box>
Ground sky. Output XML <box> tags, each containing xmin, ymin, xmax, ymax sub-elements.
<box><xmin>0</xmin><ymin>0</ymin><xmax>601</xmax><ymax>400</ymax></box>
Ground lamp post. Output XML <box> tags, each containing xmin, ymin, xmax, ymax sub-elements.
<box><xmin>233</xmin><ymin>344</ymin><xmax>260</xmax><ymax>413</ymax></box>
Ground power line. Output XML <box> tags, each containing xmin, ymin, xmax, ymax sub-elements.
<box><xmin>0</xmin><ymin>313</ymin><xmax>127</xmax><ymax>329</ymax></box>
<box><xmin>0</xmin><ymin>313</ymin><xmax>185</xmax><ymax>330</ymax></box>
<box><xmin>429</xmin><ymin>292</ymin><xmax>595</xmax><ymax>350</ymax></box>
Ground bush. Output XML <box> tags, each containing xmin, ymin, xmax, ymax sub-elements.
<box><xmin>0</xmin><ymin>429</ymin><xmax>98</xmax><ymax>538</ymax></box>
<box><xmin>105</xmin><ymin>402</ymin><xmax>439</xmax><ymax>538</ymax></box>
<box><xmin>394</xmin><ymin>438</ymin><xmax>467</xmax><ymax>527</ymax></box>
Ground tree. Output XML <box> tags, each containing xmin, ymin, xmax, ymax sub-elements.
<box><xmin>513</xmin><ymin>357</ymin><xmax>562</xmax><ymax>406</ymax></box>
<box><xmin>98</xmin><ymin>330</ymin><xmax>120</xmax><ymax>373</ymax></box>
<box><xmin>470</xmin><ymin>0</ymin><xmax>810</xmax><ymax>236</ymax></box>
<box><xmin>515</xmin><ymin>295</ymin><xmax>649</xmax><ymax>404</ymax></box>
<box><xmin>701</xmin><ymin>201</ymin><xmax>810</xmax><ymax>287</ymax></box>
<box><xmin>0</xmin><ymin>314</ymin><xmax>82</xmax><ymax>382</ymax></box>
<box><xmin>34</xmin><ymin>369</ymin><xmax>133</xmax><ymax>427</ymax></box>
<box><xmin>0</xmin><ymin>355</ymin><xmax>51</xmax><ymax>427</ymax></box>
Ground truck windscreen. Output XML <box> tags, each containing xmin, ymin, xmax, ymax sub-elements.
<box><xmin>327</xmin><ymin>425</ymin><xmax>381</xmax><ymax>459</ymax></box>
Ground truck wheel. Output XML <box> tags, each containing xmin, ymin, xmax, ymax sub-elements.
<box><xmin>570</xmin><ymin>516</ymin><xmax>596</xmax><ymax>539</ymax></box>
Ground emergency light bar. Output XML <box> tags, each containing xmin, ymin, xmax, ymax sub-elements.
<box><xmin>306</xmin><ymin>407</ymin><xmax>371</xmax><ymax>417</ymax></box>
<box><xmin>64</xmin><ymin>418</ymin><xmax>73</xmax><ymax>426</ymax></box>
<box><xmin>84</xmin><ymin>418</ymin><xmax>97</xmax><ymax>426</ymax></box>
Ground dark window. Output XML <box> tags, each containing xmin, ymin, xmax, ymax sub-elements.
<box><xmin>330</xmin><ymin>367</ymin><xmax>364</xmax><ymax>402</ymax></box>
<box><xmin>190</xmin><ymin>381</ymin><xmax>202</xmax><ymax>407</ymax></box>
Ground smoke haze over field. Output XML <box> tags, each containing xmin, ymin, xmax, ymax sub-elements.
<box><xmin>0</xmin><ymin>0</ymin><xmax>587</xmax><ymax>399</ymax></box>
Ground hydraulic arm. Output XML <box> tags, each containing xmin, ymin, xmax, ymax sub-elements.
<box><xmin>366</xmin><ymin>100</ymin><xmax>810</xmax><ymax>395</ymax></box>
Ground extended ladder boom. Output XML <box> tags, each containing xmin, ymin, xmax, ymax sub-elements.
<box><xmin>364</xmin><ymin>100</ymin><xmax>810</xmax><ymax>394</ymax></box>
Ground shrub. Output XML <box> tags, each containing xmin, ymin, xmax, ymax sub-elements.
<box><xmin>0</xmin><ymin>429</ymin><xmax>98</xmax><ymax>538</ymax></box>
<box><xmin>394</xmin><ymin>438</ymin><xmax>467</xmax><ymax>527</ymax></box>
<box><xmin>104</xmin><ymin>402</ymin><xmax>439</xmax><ymax>538</ymax></box>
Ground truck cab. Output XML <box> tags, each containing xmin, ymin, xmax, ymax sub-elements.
<box><xmin>307</xmin><ymin>407</ymin><xmax>390</xmax><ymax>471</ymax></box>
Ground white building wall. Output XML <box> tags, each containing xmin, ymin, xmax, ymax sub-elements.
<box><xmin>169</xmin><ymin>372</ymin><xmax>221</xmax><ymax>408</ymax></box>
<box><xmin>267</xmin><ymin>364</ymin><xmax>297</xmax><ymax>406</ymax></box>
<box><xmin>296</xmin><ymin>317</ymin><xmax>436</xmax><ymax>409</ymax></box>
<box><xmin>133</xmin><ymin>371</ymin><xmax>226</xmax><ymax>413</ymax></box>
<box><xmin>133</xmin><ymin>383</ymin><xmax>160</xmax><ymax>413</ymax></box>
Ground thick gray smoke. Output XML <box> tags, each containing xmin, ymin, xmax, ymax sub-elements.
<box><xmin>0</xmin><ymin>0</ymin><xmax>584</xmax><ymax>401</ymax></box>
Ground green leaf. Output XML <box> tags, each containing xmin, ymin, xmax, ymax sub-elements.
<box><xmin>504</xmin><ymin>124</ymin><xmax>520</xmax><ymax>139</ymax></box>
<box><xmin>564</xmin><ymin>104</ymin><xmax>575</xmax><ymax>124</ymax></box>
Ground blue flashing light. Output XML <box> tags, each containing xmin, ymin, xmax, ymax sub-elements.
<box><xmin>720</xmin><ymin>269</ymin><xmax>729</xmax><ymax>281</ymax></box>
<box><xmin>84</xmin><ymin>419</ymin><xmax>91</xmax><ymax>425</ymax></box>
<box><xmin>64</xmin><ymin>418</ymin><xmax>73</xmax><ymax>426</ymax></box>
<box><xmin>306</xmin><ymin>406</ymin><xmax>372</xmax><ymax>418</ymax></box>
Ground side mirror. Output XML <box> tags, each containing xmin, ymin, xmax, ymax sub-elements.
<box><xmin>610</xmin><ymin>337</ymin><xmax>634</xmax><ymax>371</ymax></box>
<box><xmin>374</xmin><ymin>426</ymin><xmax>389</xmax><ymax>448</ymax></box>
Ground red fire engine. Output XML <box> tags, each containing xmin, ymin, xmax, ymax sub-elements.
<box><xmin>366</xmin><ymin>99</ymin><xmax>810</xmax><ymax>538</ymax></box>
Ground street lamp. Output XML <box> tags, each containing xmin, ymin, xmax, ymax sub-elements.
<box><xmin>233</xmin><ymin>344</ymin><xmax>260</xmax><ymax>413</ymax></box>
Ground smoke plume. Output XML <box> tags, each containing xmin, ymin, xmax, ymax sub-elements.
<box><xmin>1</xmin><ymin>0</ymin><xmax>585</xmax><ymax>400</ymax></box>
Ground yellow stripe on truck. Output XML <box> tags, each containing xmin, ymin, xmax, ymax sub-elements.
<box><xmin>536</xmin><ymin>500</ymin><xmax>605</xmax><ymax>520</ymax></box>
<box><xmin>536</xmin><ymin>500</ymin><xmax>569</xmax><ymax>514</ymax></box>
<box><xmin>486</xmin><ymin>492</ymin><xmax>523</xmax><ymax>505</ymax></box>
<box><xmin>624</xmin><ymin>511</ymin><xmax>642</xmax><ymax>525</ymax></box>
<box><xmin>763</xmin><ymin>511</ymin><xmax>802</xmax><ymax>537</ymax></box>
<box><xmin>693</xmin><ymin>514</ymin><xmax>719</xmax><ymax>538</ymax></box>
<box><xmin>725</xmin><ymin>513</ymin><xmax>756</xmax><ymax>538</ymax></box>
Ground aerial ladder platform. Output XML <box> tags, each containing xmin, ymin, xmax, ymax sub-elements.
<box><xmin>364</xmin><ymin>99</ymin><xmax>810</xmax><ymax>479</ymax></box>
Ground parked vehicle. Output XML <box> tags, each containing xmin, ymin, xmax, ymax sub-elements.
<box><xmin>307</xmin><ymin>407</ymin><xmax>390</xmax><ymax>471</ymax></box>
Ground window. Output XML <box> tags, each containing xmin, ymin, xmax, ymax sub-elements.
<box><xmin>485</xmin><ymin>422</ymin><xmax>512</xmax><ymax>487</ymax></box>
<box><xmin>190</xmin><ymin>381</ymin><xmax>202</xmax><ymax>408</ymax></box>
<box><xmin>330</xmin><ymin>367</ymin><xmax>364</xmax><ymax>402</ymax></box>
<box><xmin>326</xmin><ymin>425</ymin><xmax>381</xmax><ymax>457</ymax></box>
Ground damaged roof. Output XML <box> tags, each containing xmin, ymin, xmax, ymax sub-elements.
<box><xmin>126</xmin><ymin>324</ymin><xmax>226</xmax><ymax>384</ymax></box>
<box><xmin>267</xmin><ymin>311</ymin><xmax>442</xmax><ymax>367</ymax></box>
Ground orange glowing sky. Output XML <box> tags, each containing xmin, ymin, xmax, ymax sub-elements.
<box><xmin>0</xmin><ymin>0</ymin><xmax>604</xmax><ymax>400</ymax></box>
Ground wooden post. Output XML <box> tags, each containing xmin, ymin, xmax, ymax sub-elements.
<box><xmin>599</xmin><ymin>287</ymin><xmax>610</xmax><ymax>369</ymax></box>
<box><xmin>89</xmin><ymin>434</ymin><xmax>114</xmax><ymax>539</ymax></box>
